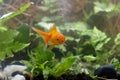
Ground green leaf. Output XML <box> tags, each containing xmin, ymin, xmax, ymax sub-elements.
<box><xmin>0</xmin><ymin>42</ymin><xmax>29</xmax><ymax>60</ymax></box>
<box><xmin>66</xmin><ymin>36</ymin><xmax>74</xmax><ymax>41</ymax></box>
<box><xmin>0</xmin><ymin>2</ymin><xmax>31</xmax><ymax>24</ymax></box>
<box><xmin>94</xmin><ymin>1</ymin><xmax>116</xmax><ymax>13</ymax></box>
<box><xmin>22</xmin><ymin>43</ymin><xmax>55</xmax><ymax>77</ymax></box>
<box><xmin>83</xmin><ymin>55</ymin><xmax>96</xmax><ymax>62</ymax></box>
<box><xmin>14</xmin><ymin>24</ymin><xmax>30</xmax><ymax>43</ymax></box>
<box><xmin>111</xmin><ymin>58</ymin><xmax>120</xmax><ymax>69</ymax></box>
<box><xmin>10</xmin><ymin>42</ymin><xmax>30</xmax><ymax>52</ymax></box>
<box><xmin>35</xmin><ymin>50</ymin><xmax>55</xmax><ymax>65</ymax></box>
<box><xmin>0</xmin><ymin>28</ymin><xmax>29</xmax><ymax>60</ymax></box>
<box><xmin>0</xmin><ymin>29</ymin><xmax>18</xmax><ymax>44</ymax></box>
<box><xmin>0</xmin><ymin>44</ymin><xmax>14</xmax><ymax>60</ymax></box>
<box><xmin>31</xmin><ymin>41</ymin><xmax>55</xmax><ymax>65</ymax></box>
<box><xmin>43</xmin><ymin>69</ymin><xmax>49</xmax><ymax>80</ymax></box>
<box><xmin>91</xmin><ymin>27</ymin><xmax>111</xmax><ymax>50</ymax></box>
<box><xmin>0</xmin><ymin>26</ymin><xmax>8</xmax><ymax>32</ymax></box>
<box><xmin>114</xmin><ymin>33</ymin><xmax>120</xmax><ymax>45</ymax></box>
<box><xmin>50</xmin><ymin>56</ymin><xmax>79</xmax><ymax>77</ymax></box>
<box><xmin>64</xmin><ymin>22</ymin><xmax>88</xmax><ymax>32</ymax></box>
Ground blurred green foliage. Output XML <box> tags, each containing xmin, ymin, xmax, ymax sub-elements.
<box><xmin>0</xmin><ymin>2</ymin><xmax>31</xmax><ymax>24</ymax></box>
<box><xmin>22</xmin><ymin>0</ymin><xmax>120</xmax><ymax>78</ymax></box>
<box><xmin>22</xmin><ymin>42</ymin><xmax>79</xmax><ymax>79</ymax></box>
<box><xmin>0</xmin><ymin>0</ymin><xmax>3</xmax><ymax>3</ymax></box>
<box><xmin>0</xmin><ymin>26</ymin><xmax>29</xmax><ymax>60</ymax></box>
<box><xmin>1</xmin><ymin>0</ymin><xmax>120</xmax><ymax>79</ymax></box>
<box><xmin>0</xmin><ymin>25</ymin><xmax>30</xmax><ymax>60</ymax></box>
<box><xmin>0</xmin><ymin>3</ymin><xmax>31</xmax><ymax>60</ymax></box>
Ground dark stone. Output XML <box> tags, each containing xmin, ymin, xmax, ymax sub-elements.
<box><xmin>94</xmin><ymin>65</ymin><xmax>117</xmax><ymax>79</ymax></box>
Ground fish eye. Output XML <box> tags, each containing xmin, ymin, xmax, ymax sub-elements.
<box><xmin>56</xmin><ymin>38</ymin><xmax>59</xmax><ymax>41</ymax></box>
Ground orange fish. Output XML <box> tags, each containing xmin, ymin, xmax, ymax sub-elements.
<box><xmin>32</xmin><ymin>24</ymin><xmax>65</xmax><ymax>50</ymax></box>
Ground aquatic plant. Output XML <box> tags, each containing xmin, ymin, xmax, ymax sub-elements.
<box><xmin>0</xmin><ymin>25</ymin><xmax>30</xmax><ymax>60</ymax></box>
<box><xmin>1</xmin><ymin>0</ymin><xmax>120</xmax><ymax>80</ymax></box>
<box><xmin>0</xmin><ymin>3</ymin><xmax>31</xmax><ymax>60</ymax></box>
<box><xmin>0</xmin><ymin>2</ymin><xmax>31</xmax><ymax>24</ymax></box>
<box><xmin>21</xmin><ymin>40</ymin><xmax>79</xmax><ymax>79</ymax></box>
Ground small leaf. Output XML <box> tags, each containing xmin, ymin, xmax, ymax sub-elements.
<box><xmin>66</xmin><ymin>36</ymin><xmax>74</xmax><ymax>41</ymax></box>
<box><xmin>0</xmin><ymin>26</ymin><xmax>8</xmax><ymax>32</ymax></box>
<box><xmin>43</xmin><ymin>69</ymin><xmax>49</xmax><ymax>80</ymax></box>
<box><xmin>31</xmin><ymin>42</ymin><xmax>55</xmax><ymax>64</ymax></box>
<box><xmin>83</xmin><ymin>55</ymin><xmax>96</xmax><ymax>62</ymax></box>
<box><xmin>0</xmin><ymin>2</ymin><xmax>31</xmax><ymax>23</ymax></box>
<box><xmin>51</xmin><ymin>56</ymin><xmax>79</xmax><ymax>77</ymax></box>
<box><xmin>94</xmin><ymin>1</ymin><xmax>116</xmax><ymax>13</ymax></box>
<box><xmin>0</xmin><ymin>29</ymin><xmax>18</xmax><ymax>44</ymax></box>
<box><xmin>14</xmin><ymin>24</ymin><xmax>30</xmax><ymax>43</ymax></box>
<box><xmin>91</xmin><ymin>27</ymin><xmax>111</xmax><ymax>50</ymax></box>
<box><xmin>11</xmin><ymin>42</ymin><xmax>30</xmax><ymax>52</ymax></box>
<box><xmin>0</xmin><ymin>42</ymin><xmax>30</xmax><ymax>60</ymax></box>
<box><xmin>114</xmin><ymin>33</ymin><xmax>120</xmax><ymax>45</ymax></box>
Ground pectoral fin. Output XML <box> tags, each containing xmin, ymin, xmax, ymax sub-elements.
<box><xmin>48</xmin><ymin>45</ymin><xmax>54</xmax><ymax>50</ymax></box>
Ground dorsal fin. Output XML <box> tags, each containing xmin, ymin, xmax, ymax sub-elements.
<box><xmin>49</xmin><ymin>24</ymin><xmax>57</xmax><ymax>33</ymax></box>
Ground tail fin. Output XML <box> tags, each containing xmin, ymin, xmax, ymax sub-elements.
<box><xmin>32</xmin><ymin>27</ymin><xmax>48</xmax><ymax>37</ymax></box>
<box><xmin>32</xmin><ymin>27</ymin><xmax>51</xmax><ymax>49</ymax></box>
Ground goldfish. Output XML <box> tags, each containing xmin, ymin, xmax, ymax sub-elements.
<box><xmin>32</xmin><ymin>24</ymin><xmax>65</xmax><ymax>50</ymax></box>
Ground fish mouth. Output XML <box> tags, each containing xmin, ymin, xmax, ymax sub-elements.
<box><xmin>60</xmin><ymin>38</ymin><xmax>65</xmax><ymax>43</ymax></box>
<box><xmin>57</xmin><ymin>40</ymin><xmax>64</xmax><ymax>43</ymax></box>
